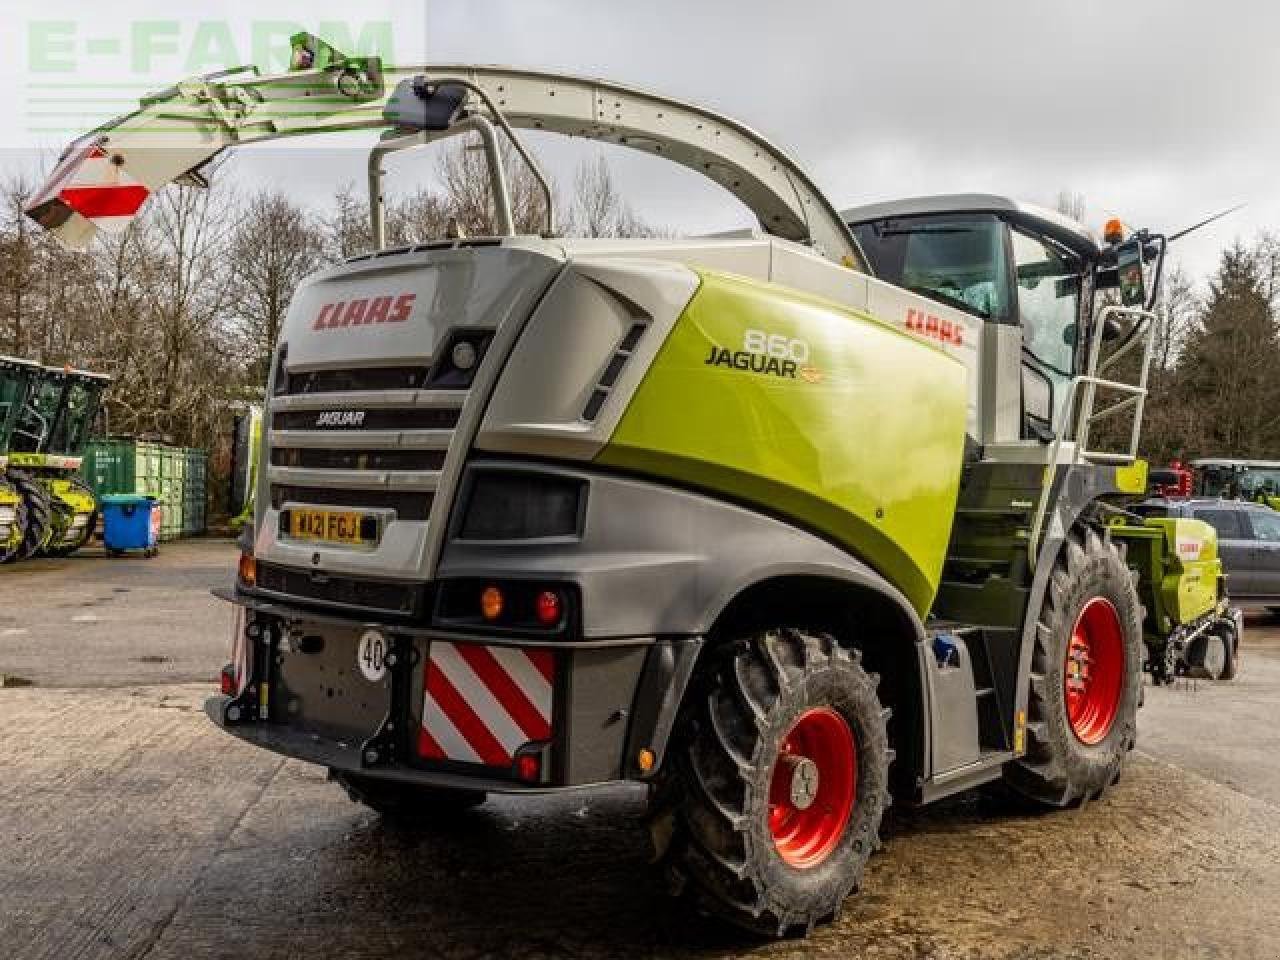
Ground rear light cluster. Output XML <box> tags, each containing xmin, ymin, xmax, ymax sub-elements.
<box><xmin>435</xmin><ymin>579</ymin><xmax>576</xmax><ymax>635</ymax></box>
<box><xmin>220</xmin><ymin>664</ymin><xmax>239</xmax><ymax>696</ymax></box>
<box><xmin>237</xmin><ymin>551</ymin><xmax>257</xmax><ymax>587</ymax></box>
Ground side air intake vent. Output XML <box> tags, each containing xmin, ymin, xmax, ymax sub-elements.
<box><xmin>582</xmin><ymin>322</ymin><xmax>647</xmax><ymax>422</ymax></box>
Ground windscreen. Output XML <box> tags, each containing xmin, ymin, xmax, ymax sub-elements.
<box><xmin>1238</xmin><ymin>468</ymin><xmax>1280</xmax><ymax>500</ymax></box>
<box><xmin>48</xmin><ymin>381</ymin><xmax>100</xmax><ymax>455</ymax></box>
<box><xmin>0</xmin><ymin>368</ymin><xmax>30</xmax><ymax>447</ymax></box>
<box><xmin>1195</xmin><ymin>465</ymin><xmax>1234</xmax><ymax>498</ymax></box>
<box><xmin>13</xmin><ymin>379</ymin><xmax>63</xmax><ymax>453</ymax></box>
<box><xmin>853</xmin><ymin>214</ymin><xmax>1010</xmax><ymax>321</ymax></box>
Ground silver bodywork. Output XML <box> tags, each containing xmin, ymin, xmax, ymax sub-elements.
<box><xmin>256</xmin><ymin>232</ymin><xmax>981</xmax><ymax>590</ymax></box>
<box><xmin>842</xmin><ymin>193</ymin><xmax>1103</xmax><ymax>259</ymax></box>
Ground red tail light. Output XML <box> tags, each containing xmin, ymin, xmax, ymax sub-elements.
<box><xmin>515</xmin><ymin>753</ymin><xmax>540</xmax><ymax>783</ymax></box>
<box><xmin>220</xmin><ymin>664</ymin><xmax>238</xmax><ymax>696</ymax></box>
<box><xmin>535</xmin><ymin>590</ymin><xmax>562</xmax><ymax>627</ymax></box>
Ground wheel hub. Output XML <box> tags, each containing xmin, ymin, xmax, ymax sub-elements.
<box><xmin>779</xmin><ymin>754</ymin><xmax>821</xmax><ymax>810</ymax></box>
<box><xmin>1064</xmin><ymin>597</ymin><xmax>1125</xmax><ymax>745</ymax></box>
<box><xmin>767</xmin><ymin>707</ymin><xmax>856</xmax><ymax>869</ymax></box>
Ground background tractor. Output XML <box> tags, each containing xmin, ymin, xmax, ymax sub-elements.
<box><xmin>8</xmin><ymin>366</ymin><xmax>111</xmax><ymax>559</ymax></box>
<box><xmin>1191</xmin><ymin>458</ymin><xmax>1280</xmax><ymax>508</ymax></box>
<box><xmin>0</xmin><ymin>356</ymin><xmax>42</xmax><ymax>562</ymax></box>
<box><xmin>24</xmin><ymin>35</ymin><xmax>1226</xmax><ymax>936</ymax></box>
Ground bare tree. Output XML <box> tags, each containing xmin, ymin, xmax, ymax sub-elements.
<box><xmin>566</xmin><ymin>155</ymin><xmax>657</xmax><ymax>238</ymax></box>
<box><xmin>437</xmin><ymin>135</ymin><xmax>553</xmax><ymax>237</ymax></box>
<box><xmin>229</xmin><ymin>190</ymin><xmax>326</xmax><ymax>381</ymax></box>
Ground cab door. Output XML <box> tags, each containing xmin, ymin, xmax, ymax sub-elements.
<box><xmin>1191</xmin><ymin>506</ymin><xmax>1255</xmax><ymax>597</ymax></box>
<box><xmin>1244</xmin><ymin>507</ymin><xmax>1280</xmax><ymax>600</ymax></box>
<box><xmin>1010</xmin><ymin>229</ymin><xmax>1084</xmax><ymax>439</ymax></box>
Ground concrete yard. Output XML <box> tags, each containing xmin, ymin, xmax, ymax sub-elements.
<box><xmin>3</xmin><ymin>540</ymin><xmax>1280</xmax><ymax>959</ymax></box>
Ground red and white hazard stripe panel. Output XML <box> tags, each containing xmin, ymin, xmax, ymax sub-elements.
<box><xmin>419</xmin><ymin>642</ymin><xmax>555</xmax><ymax>767</ymax></box>
<box><xmin>26</xmin><ymin>138</ymin><xmax>150</xmax><ymax>234</ymax></box>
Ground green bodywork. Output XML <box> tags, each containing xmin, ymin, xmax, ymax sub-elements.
<box><xmin>0</xmin><ymin>358</ymin><xmax>42</xmax><ymax>560</ymax></box>
<box><xmin>1110</xmin><ymin>517</ymin><xmax>1223</xmax><ymax>640</ymax></box>
<box><xmin>8</xmin><ymin>367</ymin><xmax>111</xmax><ymax>556</ymax></box>
<box><xmin>230</xmin><ymin>411</ymin><xmax>263</xmax><ymax>533</ymax></box>
<box><xmin>598</xmin><ymin>271</ymin><xmax>968</xmax><ymax>615</ymax></box>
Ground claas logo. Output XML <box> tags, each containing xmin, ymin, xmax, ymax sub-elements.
<box><xmin>906</xmin><ymin>307</ymin><xmax>964</xmax><ymax>347</ymax></box>
<box><xmin>313</xmin><ymin>294</ymin><xmax>417</xmax><ymax>330</ymax></box>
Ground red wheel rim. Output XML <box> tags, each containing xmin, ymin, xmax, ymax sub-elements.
<box><xmin>767</xmin><ymin>707</ymin><xmax>856</xmax><ymax>868</ymax></box>
<box><xmin>1064</xmin><ymin>597</ymin><xmax>1125</xmax><ymax>745</ymax></box>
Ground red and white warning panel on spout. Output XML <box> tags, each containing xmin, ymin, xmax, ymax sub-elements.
<box><xmin>25</xmin><ymin>137</ymin><xmax>150</xmax><ymax>235</ymax></box>
<box><xmin>419</xmin><ymin>642</ymin><xmax>555</xmax><ymax>768</ymax></box>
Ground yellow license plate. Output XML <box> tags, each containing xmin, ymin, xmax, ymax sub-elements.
<box><xmin>288</xmin><ymin>508</ymin><xmax>370</xmax><ymax>546</ymax></box>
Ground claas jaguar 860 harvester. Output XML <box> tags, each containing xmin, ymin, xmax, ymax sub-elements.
<box><xmin>27</xmin><ymin>33</ymin><xmax>1222</xmax><ymax>935</ymax></box>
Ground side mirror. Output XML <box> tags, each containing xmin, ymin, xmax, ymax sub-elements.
<box><xmin>1115</xmin><ymin>239</ymin><xmax>1146</xmax><ymax>308</ymax></box>
<box><xmin>384</xmin><ymin>77</ymin><xmax>468</xmax><ymax>132</ymax></box>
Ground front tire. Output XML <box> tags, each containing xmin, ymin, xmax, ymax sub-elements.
<box><xmin>11</xmin><ymin>472</ymin><xmax>52</xmax><ymax>562</ymax></box>
<box><xmin>651</xmin><ymin>628</ymin><xmax>891</xmax><ymax>937</ymax></box>
<box><xmin>1006</xmin><ymin>526</ymin><xmax>1142</xmax><ymax>807</ymax></box>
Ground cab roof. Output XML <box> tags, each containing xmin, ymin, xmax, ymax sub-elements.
<box><xmin>1191</xmin><ymin>458</ymin><xmax>1280</xmax><ymax>469</ymax></box>
<box><xmin>841</xmin><ymin>194</ymin><xmax>1103</xmax><ymax>260</ymax></box>
<box><xmin>0</xmin><ymin>355</ymin><xmax>42</xmax><ymax>370</ymax></box>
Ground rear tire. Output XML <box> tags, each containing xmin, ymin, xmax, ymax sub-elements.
<box><xmin>1005</xmin><ymin>526</ymin><xmax>1142</xmax><ymax>807</ymax></box>
<box><xmin>332</xmin><ymin>771</ymin><xmax>486</xmax><ymax>820</ymax></box>
<box><xmin>10</xmin><ymin>472</ymin><xmax>52</xmax><ymax>562</ymax></box>
<box><xmin>650</xmin><ymin>628</ymin><xmax>891</xmax><ymax>937</ymax></box>
<box><xmin>1187</xmin><ymin>631</ymin><xmax>1227</xmax><ymax>680</ymax></box>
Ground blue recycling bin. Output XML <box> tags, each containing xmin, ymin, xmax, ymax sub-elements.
<box><xmin>101</xmin><ymin>494</ymin><xmax>162</xmax><ymax>557</ymax></box>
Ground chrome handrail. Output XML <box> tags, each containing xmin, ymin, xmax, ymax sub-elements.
<box><xmin>1027</xmin><ymin>303</ymin><xmax>1160</xmax><ymax>568</ymax></box>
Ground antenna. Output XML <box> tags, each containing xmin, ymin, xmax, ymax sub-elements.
<box><xmin>1167</xmin><ymin>204</ymin><xmax>1246</xmax><ymax>244</ymax></box>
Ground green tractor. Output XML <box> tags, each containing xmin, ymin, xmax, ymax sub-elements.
<box><xmin>8</xmin><ymin>366</ymin><xmax>112</xmax><ymax>559</ymax></box>
<box><xmin>1190</xmin><ymin>458</ymin><xmax>1280</xmax><ymax>510</ymax></box>
<box><xmin>0</xmin><ymin>356</ymin><xmax>43</xmax><ymax>562</ymax></box>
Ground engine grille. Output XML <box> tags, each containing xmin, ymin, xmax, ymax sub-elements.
<box><xmin>263</xmin><ymin>357</ymin><xmax>471</xmax><ymax>613</ymax></box>
<box><xmin>270</xmin><ymin>448</ymin><xmax>448</xmax><ymax>472</ymax></box>
<box><xmin>269</xmin><ymin>485</ymin><xmax>435</xmax><ymax>521</ymax></box>
<box><xmin>280</xmin><ymin>366</ymin><xmax>429</xmax><ymax>395</ymax></box>
<box><xmin>256</xmin><ymin>562</ymin><xmax>428</xmax><ymax>617</ymax></box>
<box><xmin>272</xmin><ymin>408</ymin><xmax>460</xmax><ymax>432</ymax></box>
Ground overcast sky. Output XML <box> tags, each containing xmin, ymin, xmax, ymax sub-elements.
<box><xmin>3</xmin><ymin>0</ymin><xmax>1274</xmax><ymax>284</ymax></box>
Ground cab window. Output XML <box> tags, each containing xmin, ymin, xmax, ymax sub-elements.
<box><xmin>1191</xmin><ymin>508</ymin><xmax>1249</xmax><ymax>540</ymax></box>
<box><xmin>1249</xmin><ymin>510</ymin><xmax>1280</xmax><ymax>542</ymax></box>
<box><xmin>50</xmin><ymin>382</ymin><xmax>94</xmax><ymax>454</ymax></box>
<box><xmin>1239</xmin><ymin>468</ymin><xmax>1280</xmax><ymax>500</ymax></box>
<box><xmin>13</xmin><ymin>380</ymin><xmax>62</xmax><ymax>452</ymax></box>
<box><xmin>1012</xmin><ymin>229</ymin><xmax>1082</xmax><ymax>377</ymax></box>
<box><xmin>853</xmin><ymin>215</ymin><xmax>1010</xmax><ymax>321</ymax></box>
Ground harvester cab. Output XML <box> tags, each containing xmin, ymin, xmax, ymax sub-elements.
<box><xmin>20</xmin><ymin>33</ymin><xmax>1235</xmax><ymax>937</ymax></box>
<box><xmin>0</xmin><ymin>356</ymin><xmax>42</xmax><ymax>562</ymax></box>
<box><xmin>8</xmin><ymin>366</ymin><xmax>110</xmax><ymax>558</ymax></box>
<box><xmin>0</xmin><ymin>357</ymin><xmax>41</xmax><ymax>468</ymax></box>
<box><xmin>845</xmin><ymin>196</ymin><xmax>1164</xmax><ymax>454</ymax></box>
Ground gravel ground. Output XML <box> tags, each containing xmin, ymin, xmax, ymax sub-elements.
<box><xmin>2</xmin><ymin>540</ymin><xmax>1279</xmax><ymax>959</ymax></box>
